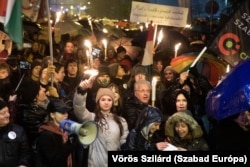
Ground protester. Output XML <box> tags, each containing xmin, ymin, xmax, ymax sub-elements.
<box><xmin>34</xmin><ymin>98</ymin><xmax>79</xmax><ymax>167</ymax></box>
<box><xmin>59</xmin><ymin>41</ymin><xmax>77</xmax><ymax>65</ymax></box>
<box><xmin>23</xmin><ymin>61</ymin><xmax>42</xmax><ymax>83</ymax></box>
<box><xmin>88</xmin><ymin>65</ymin><xmax>112</xmax><ymax>104</ymax></box>
<box><xmin>107</xmin><ymin>83</ymin><xmax>124</xmax><ymax>116</ymax></box>
<box><xmin>50</xmin><ymin>62</ymin><xmax>67</xmax><ymax>99</ymax></box>
<box><xmin>122</xmin><ymin>106</ymin><xmax>168</xmax><ymax>151</ymax></box>
<box><xmin>159</xmin><ymin>66</ymin><xmax>180</xmax><ymax>114</ymax></box>
<box><xmin>126</xmin><ymin>64</ymin><xmax>149</xmax><ymax>99</ymax></box>
<box><xmin>108</xmin><ymin>63</ymin><xmax>128</xmax><ymax>102</ymax></box>
<box><xmin>18</xmin><ymin>82</ymin><xmax>50</xmax><ymax>146</ymax></box>
<box><xmin>123</xmin><ymin>80</ymin><xmax>151</xmax><ymax>131</ymax></box>
<box><xmin>165</xmin><ymin>112</ymin><xmax>209</xmax><ymax>151</ymax></box>
<box><xmin>208</xmin><ymin>111</ymin><xmax>250</xmax><ymax>150</ymax></box>
<box><xmin>73</xmin><ymin>86</ymin><xmax>128</xmax><ymax>167</ymax></box>
<box><xmin>24</xmin><ymin>41</ymin><xmax>43</xmax><ymax>63</ymax></box>
<box><xmin>152</xmin><ymin>59</ymin><xmax>164</xmax><ymax>77</ymax></box>
<box><xmin>104</xmin><ymin>46</ymin><xmax>117</xmax><ymax>65</ymax></box>
<box><xmin>0</xmin><ymin>62</ymin><xmax>14</xmax><ymax>102</ymax></box>
<box><xmin>62</xmin><ymin>58</ymin><xmax>82</xmax><ymax>100</ymax></box>
<box><xmin>0</xmin><ymin>98</ymin><xmax>31</xmax><ymax>167</ymax></box>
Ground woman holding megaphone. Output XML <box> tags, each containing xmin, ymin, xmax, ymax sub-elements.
<box><xmin>73</xmin><ymin>78</ymin><xmax>129</xmax><ymax>167</ymax></box>
<box><xmin>33</xmin><ymin>98</ymin><xmax>79</xmax><ymax>167</ymax></box>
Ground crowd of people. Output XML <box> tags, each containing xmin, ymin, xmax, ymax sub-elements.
<box><xmin>0</xmin><ymin>33</ymin><xmax>250</xmax><ymax>167</ymax></box>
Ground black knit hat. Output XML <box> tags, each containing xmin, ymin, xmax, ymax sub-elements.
<box><xmin>20</xmin><ymin>80</ymin><xmax>40</xmax><ymax>103</ymax></box>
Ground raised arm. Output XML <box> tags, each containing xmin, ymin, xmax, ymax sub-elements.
<box><xmin>73</xmin><ymin>79</ymin><xmax>95</xmax><ymax>122</ymax></box>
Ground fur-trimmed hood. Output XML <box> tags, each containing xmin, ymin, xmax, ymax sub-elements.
<box><xmin>165</xmin><ymin>112</ymin><xmax>203</xmax><ymax>138</ymax></box>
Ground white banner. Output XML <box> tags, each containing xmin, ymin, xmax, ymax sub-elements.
<box><xmin>130</xmin><ymin>2</ymin><xmax>188</xmax><ymax>27</ymax></box>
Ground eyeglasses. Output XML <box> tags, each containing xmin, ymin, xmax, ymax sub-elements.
<box><xmin>135</xmin><ymin>89</ymin><xmax>150</xmax><ymax>93</ymax></box>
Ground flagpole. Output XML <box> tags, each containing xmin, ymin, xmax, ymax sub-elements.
<box><xmin>153</xmin><ymin>23</ymin><xmax>158</xmax><ymax>50</ymax></box>
<box><xmin>46</xmin><ymin>0</ymin><xmax>54</xmax><ymax>86</ymax></box>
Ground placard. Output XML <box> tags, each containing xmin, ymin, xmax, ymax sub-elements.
<box><xmin>130</xmin><ymin>2</ymin><xmax>188</xmax><ymax>27</ymax></box>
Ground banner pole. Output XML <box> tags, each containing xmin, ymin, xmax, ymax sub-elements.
<box><xmin>46</xmin><ymin>0</ymin><xmax>54</xmax><ymax>86</ymax></box>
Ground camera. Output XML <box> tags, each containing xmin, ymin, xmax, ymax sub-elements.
<box><xmin>92</xmin><ymin>47</ymin><xmax>101</xmax><ymax>56</ymax></box>
<box><xmin>19</xmin><ymin>61</ymin><xmax>31</xmax><ymax>70</ymax></box>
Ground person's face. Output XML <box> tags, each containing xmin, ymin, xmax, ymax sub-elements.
<box><xmin>134</xmin><ymin>83</ymin><xmax>150</xmax><ymax>104</ymax></box>
<box><xmin>149</xmin><ymin>122</ymin><xmax>161</xmax><ymax>134</ymax></box>
<box><xmin>64</xmin><ymin>42</ymin><xmax>74</xmax><ymax>54</ymax></box>
<box><xmin>134</xmin><ymin>73</ymin><xmax>146</xmax><ymax>82</ymax></box>
<box><xmin>32</xmin><ymin>65</ymin><xmax>42</xmax><ymax>80</ymax></box>
<box><xmin>67</xmin><ymin>62</ymin><xmax>78</xmax><ymax>76</ymax></box>
<box><xmin>107</xmin><ymin>49</ymin><xmax>115</xmax><ymax>59</ymax></box>
<box><xmin>164</xmin><ymin>70</ymin><xmax>174</xmax><ymax>81</ymax></box>
<box><xmin>55</xmin><ymin>67</ymin><xmax>65</xmax><ymax>82</ymax></box>
<box><xmin>36</xmin><ymin>86</ymin><xmax>48</xmax><ymax>103</ymax></box>
<box><xmin>176</xmin><ymin>93</ymin><xmax>188</xmax><ymax>112</ymax></box>
<box><xmin>175</xmin><ymin>122</ymin><xmax>189</xmax><ymax>138</ymax></box>
<box><xmin>0</xmin><ymin>69</ymin><xmax>9</xmax><ymax>79</ymax></box>
<box><xmin>0</xmin><ymin>106</ymin><xmax>10</xmax><ymax>127</ymax></box>
<box><xmin>32</xmin><ymin>42</ymin><xmax>39</xmax><ymax>52</ymax></box>
<box><xmin>117</xmin><ymin>51</ymin><xmax>126</xmax><ymax>61</ymax></box>
<box><xmin>99</xmin><ymin>95</ymin><xmax>113</xmax><ymax>113</ymax></box>
<box><xmin>93</xmin><ymin>58</ymin><xmax>101</xmax><ymax>69</ymax></box>
<box><xmin>50</xmin><ymin>112</ymin><xmax>68</xmax><ymax>127</ymax></box>
<box><xmin>97</xmin><ymin>75</ymin><xmax>110</xmax><ymax>87</ymax></box>
<box><xmin>156</xmin><ymin>61</ymin><xmax>163</xmax><ymax>72</ymax></box>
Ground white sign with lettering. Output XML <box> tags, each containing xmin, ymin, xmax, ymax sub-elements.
<box><xmin>130</xmin><ymin>2</ymin><xmax>188</xmax><ymax>27</ymax></box>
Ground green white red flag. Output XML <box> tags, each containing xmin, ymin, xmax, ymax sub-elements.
<box><xmin>0</xmin><ymin>0</ymin><xmax>23</xmax><ymax>49</ymax></box>
<box><xmin>141</xmin><ymin>23</ymin><xmax>154</xmax><ymax>66</ymax></box>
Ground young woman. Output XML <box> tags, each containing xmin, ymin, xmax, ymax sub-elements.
<box><xmin>73</xmin><ymin>84</ymin><xmax>128</xmax><ymax>167</ymax></box>
<box><xmin>165</xmin><ymin>112</ymin><xmax>209</xmax><ymax>151</ymax></box>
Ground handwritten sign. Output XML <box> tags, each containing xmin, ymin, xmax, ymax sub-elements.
<box><xmin>130</xmin><ymin>2</ymin><xmax>188</xmax><ymax>27</ymax></box>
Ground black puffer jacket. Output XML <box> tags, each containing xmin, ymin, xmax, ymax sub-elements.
<box><xmin>0</xmin><ymin>124</ymin><xmax>31</xmax><ymax>167</ymax></box>
<box><xmin>18</xmin><ymin>103</ymin><xmax>48</xmax><ymax>146</ymax></box>
<box><xmin>122</xmin><ymin>95</ymin><xmax>148</xmax><ymax>131</ymax></box>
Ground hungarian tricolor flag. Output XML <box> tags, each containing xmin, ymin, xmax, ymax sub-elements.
<box><xmin>0</xmin><ymin>0</ymin><xmax>23</xmax><ymax>49</ymax></box>
<box><xmin>208</xmin><ymin>0</ymin><xmax>250</xmax><ymax>66</ymax></box>
<box><xmin>141</xmin><ymin>22</ymin><xmax>155</xmax><ymax>76</ymax></box>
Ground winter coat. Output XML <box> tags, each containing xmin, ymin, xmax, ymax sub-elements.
<box><xmin>73</xmin><ymin>90</ymin><xmax>129</xmax><ymax>167</ymax></box>
<box><xmin>0</xmin><ymin>124</ymin><xmax>31</xmax><ymax>167</ymax></box>
<box><xmin>165</xmin><ymin>112</ymin><xmax>209</xmax><ymax>151</ymax></box>
<box><xmin>122</xmin><ymin>106</ymin><xmax>163</xmax><ymax>151</ymax></box>
<box><xmin>34</xmin><ymin>123</ymin><xmax>78</xmax><ymax>167</ymax></box>
<box><xmin>18</xmin><ymin>103</ymin><xmax>48</xmax><ymax>146</ymax></box>
<box><xmin>122</xmin><ymin>95</ymin><xmax>149</xmax><ymax>131</ymax></box>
